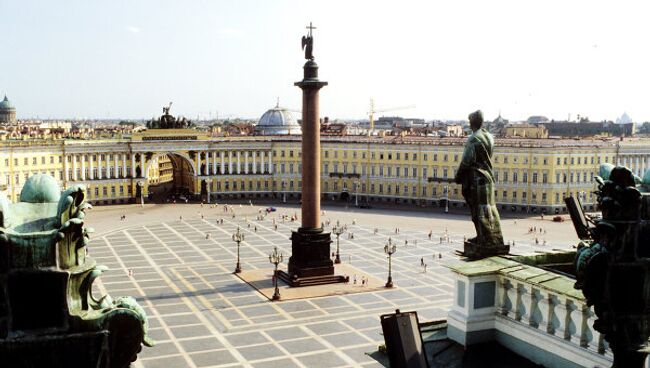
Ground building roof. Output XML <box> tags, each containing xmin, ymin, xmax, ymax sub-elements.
<box><xmin>0</xmin><ymin>95</ymin><xmax>16</xmax><ymax>111</ymax></box>
<box><xmin>255</xmin><ymin>103</ymin><xmax>301</xmax><ymax>135</ymax></box>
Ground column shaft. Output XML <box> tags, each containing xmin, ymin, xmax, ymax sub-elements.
<box><xmin>301</xmin><ymin>88</ymin><xmax>321</xmax><ymax>228</ymax></box>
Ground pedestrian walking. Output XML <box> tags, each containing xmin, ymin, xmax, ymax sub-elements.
<box><xmin>420</xmin><ymin>257</ymin><xmax>424</xmax><ymax>266</ymax></box>
<box><xmin>353</xmin><ymin>274</ymin><xmax>357</xmax><ymax>285</ymax></box>
<box><xmin>424</xmin><ymin>264</ymin><xmax>427</xmax><ymax>273</ymax></box>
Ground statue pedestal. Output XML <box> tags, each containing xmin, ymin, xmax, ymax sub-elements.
<box><xmin>460</xmin><ymin>240</ymin><xmax>510</xmax><ymax>260</ymax></box>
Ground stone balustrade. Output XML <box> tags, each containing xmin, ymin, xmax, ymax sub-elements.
<box><xmin>447</xmin><ymin>253</ymin><xmax>612</xmax><ymax>368</ymax></box>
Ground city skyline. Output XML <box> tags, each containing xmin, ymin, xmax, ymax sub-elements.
<box><xmin>1</xmin><ymin>0</ymin><xmax>648</xmax><ymax>122</ymax></box>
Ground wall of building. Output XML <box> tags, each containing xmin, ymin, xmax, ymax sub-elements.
<box><xmin>0</xmin><ymin>136</ymin><xmax>644</xmax><ymax>213</ymax></box>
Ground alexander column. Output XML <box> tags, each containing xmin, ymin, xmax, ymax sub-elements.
<box><xmin>283</xmin><ymin>23</ymin><xmax>343</xmax><ymax>286</ymax></box>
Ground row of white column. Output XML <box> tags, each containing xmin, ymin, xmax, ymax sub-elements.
<box><xmin>196</xmin><ymin>150</ymin><xmax>273</xmax><ymax>176</ymax></box>
<box><xmin>618</xmin><ymin>155</ymin><xmax>650</xmax><ymax>177</ymax></box>
<box><xmin>65</xmin><ymin>153</ymin><xmax>138</xmax><ymax>182</ymax></box>
<box><xmin>64</xmin><ymin>150</ymin><xmax>274</xmax><ymax>182</ymax></box>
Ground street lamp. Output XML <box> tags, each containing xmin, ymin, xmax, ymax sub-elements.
<box><xmin>269</xmin><ymin>246</ymin><xmax>283</xmax><ymax>301</ymax></box>
<box><xmin>445</xmin><ymin>184</ymin><xmax>449</xmax><ymax>213</ymax></box>
<box><xmin>384</xmin><ymin>237</ymin><xmax>397</xmax><ymax>288</ymax></box>
<box><xmin>137</xmin><ymin>181</ymin><xmax>145</xmax><ymax>207</ymax></box>
<box><xmin>354</xmin><ymin>181</ymin><xmax>359</xmax><ymax>207</ymax></box>
<box><xmin>332</xmin><ymin>220</ymin><xmax>345</xmax><ymax>264</ymax></box>
<box><xmin>205</xmin><ymin>178</ymin><xmax>213</xmax><ymax>204</ymax></box>
<box><xmin>232</xmin><ymin>226</ymin><xmax>244</xmax><ymax>273</ymax></box>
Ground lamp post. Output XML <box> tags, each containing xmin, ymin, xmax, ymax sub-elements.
<box><xmin>137</xmin><ymin>181</ymin><xmax>145</xmax><ymax>207</ymax></box>
<box><xmin>205</xmin><ymin>178</ymin><xmax>213</xmax><ymax>204</ymax></box>
<box><xmin>269</xmin><ymin>246</ymin><xmax>283</xmax><ymax>301</ymax></box>
<box><xmin>332</xmin><ymin>220</ymin><xmax>345</xmax><ymax>264</ymax></box>
<box><xmin>232</xmin><ymin>226</ymin><xmax>244</xmax><ymax>273</ymax></box>
<box><xmin>354</xmin><ymin>181</ymin><xmax>359</xmax><ymax>207</ymax></box>
<box><xmin>384</xmin><ymin>237</ymin><xmax>397</xmax><ymax>288</ymax></box>
<box><xmin>444</xmin><ymin>184</ymin><xmax>449</xmax><ymax>213</ymax></box>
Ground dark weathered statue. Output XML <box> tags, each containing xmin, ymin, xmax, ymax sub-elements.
<box><xmin>147</xmin><ymin>102</ymin><xmax>193</xmax><ymax>129</ymax></box>
<box><xmin>301</xmin><ymin>22</ymin><xmax>315</xmax><ymax>60</ymax></box>
<box><xmin>454</xmin><ymin>110</ymin><xmax>508</xmax><ymax>258</ymax></box>
<box><xmin>0</xmin><ymin>174</ymin><xmax>153</xmax><ymax>367</ymax></box>
<box><xmin>573</xmin><ymin>164</ymin><xmax>650</xmax><ymax>367</ymax></box>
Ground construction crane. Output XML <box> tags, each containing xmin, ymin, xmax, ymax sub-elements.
<box><xmin>367</xmin><ymin>98</ymin><xmax>415</xmax><ymax>136</ymax></box>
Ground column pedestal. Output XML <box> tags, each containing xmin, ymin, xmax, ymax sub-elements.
<box><xmin>277</xmin><ymin>227</ymin><xmax>346</xmax><ymax>287</ymax></box>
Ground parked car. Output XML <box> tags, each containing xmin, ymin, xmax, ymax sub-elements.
<box><xmin>358</xmin><ymin>203</ymin><xmax>371</xmax><ymax>209</ymax></box>
<box><xmin>553</xmin><ymin>215</ymin><xmax>565</xmax><ymax>222</ymax></box>
<box><xmin>266</xmin><ymin>207</ymin><xmax>277</xmax><ymax>213</ymax></box>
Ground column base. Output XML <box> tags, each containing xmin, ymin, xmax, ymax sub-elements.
<box><xmin>283</xmin><ymin>227</ymin><xmax>346</xmax><ymax>287</ymax></box>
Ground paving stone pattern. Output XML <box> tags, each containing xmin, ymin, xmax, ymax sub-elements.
<box><xmin>91</xmin><ymin>214</ymin><xmax>570</xmax><ymax>368</ymax></box>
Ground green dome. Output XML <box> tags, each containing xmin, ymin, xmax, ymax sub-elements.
<box><xmin>0</xmin><ymin>95</ymin><xmax>15</xmax><ymax>111</ymax></box>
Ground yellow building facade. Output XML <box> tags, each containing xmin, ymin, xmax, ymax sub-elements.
<box><xmin>1</xmin><ymin>134</ymin><xmax>647</xmax><ymax>214</ymax></box>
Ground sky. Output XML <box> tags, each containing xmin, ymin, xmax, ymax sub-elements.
<box><xmin>0</xmin><ymin>0</ymin><xmax>649</xmax><ymax>122</ymax></box>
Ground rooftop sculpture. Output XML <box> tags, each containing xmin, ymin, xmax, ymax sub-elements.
<box><xmin>571</xmin><ymin>163</ymin><xmax>650</xmax><ymax>367</ymax></box>
<box><xmin>454</xmin><ymin>110</ymin><xmax>509</xmax><ymax>259</ymax></box>
<box><xmin>147</xmin><ymin>101</ymin><xmax>193</xmax><ymax>129</ymax></box>
<box><xmin>0</xmin><ymin>174</ymin><xmax>153</xmax><ymax>367</ymax></box>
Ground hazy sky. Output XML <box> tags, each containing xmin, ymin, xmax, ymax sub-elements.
<box><xmin>1</xmin><ymin>0</ymin><xmax>648</xmax><ymax>122</ymax></box>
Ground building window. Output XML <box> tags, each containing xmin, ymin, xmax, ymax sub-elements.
<box><xmin>532</xmin><ymin>173</ymin><xmax>538</xmax><ymax>183</ymax></box>
<box><xmin>542</xmin><ymin>173</ymin><xmax>548</xmax><ymax>183</ymax></box>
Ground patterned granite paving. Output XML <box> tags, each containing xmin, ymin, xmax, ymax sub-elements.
<box><xmin>90</xmin><ymin>214</ymin><xmax>568</xmax><ymax>368</ymax></box>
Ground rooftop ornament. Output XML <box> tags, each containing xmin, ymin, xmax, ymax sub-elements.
<box><xmin>0</xmin><ymin>174</ymin><xmax>153</xmax><ymax>367</ymax></box>
<box><xmin>571</xmin><ymin>163</ymin><xmax>650</xmax><ymax>367</ymax></box>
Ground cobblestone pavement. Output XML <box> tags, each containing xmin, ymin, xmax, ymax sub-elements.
<box><xmin>89</xmin><ymin>204</ymin><xmax>577</xmax><ymax>368</ymax></box>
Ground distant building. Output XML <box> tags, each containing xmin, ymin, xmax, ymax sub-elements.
<box><xmin>504</xmin><ymin>124</ymin><xmax>548</xmax><ymax>139</ymax></box>
<box><xmin>0</xmin><ymin>95</ymin><xmax>17</xmax><ymax>124</ymax></box>
<box><xmin>254</xmin><ymin>104</ymin><xmax>301</xmax><ymax>135</ymax></box>
<box><xmin>537</xmin><ymin>121</ymin><xmax>635</xmax><ymax>137</ymax></box>
<box><xmin>526</xmin><ymin>115</ymin><xmax>549</xmax><ymax>125</ymax></box>
<box><xmin>616</xmin><ymin>112</ymin><xmax>632</xmax><ymax>124</ymax></box>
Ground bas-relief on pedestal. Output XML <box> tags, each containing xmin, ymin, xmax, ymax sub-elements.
<box><xmin>0</xmin><ymin>174</ymin><xmax>152</xmax><ymax>368</ymax></box>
